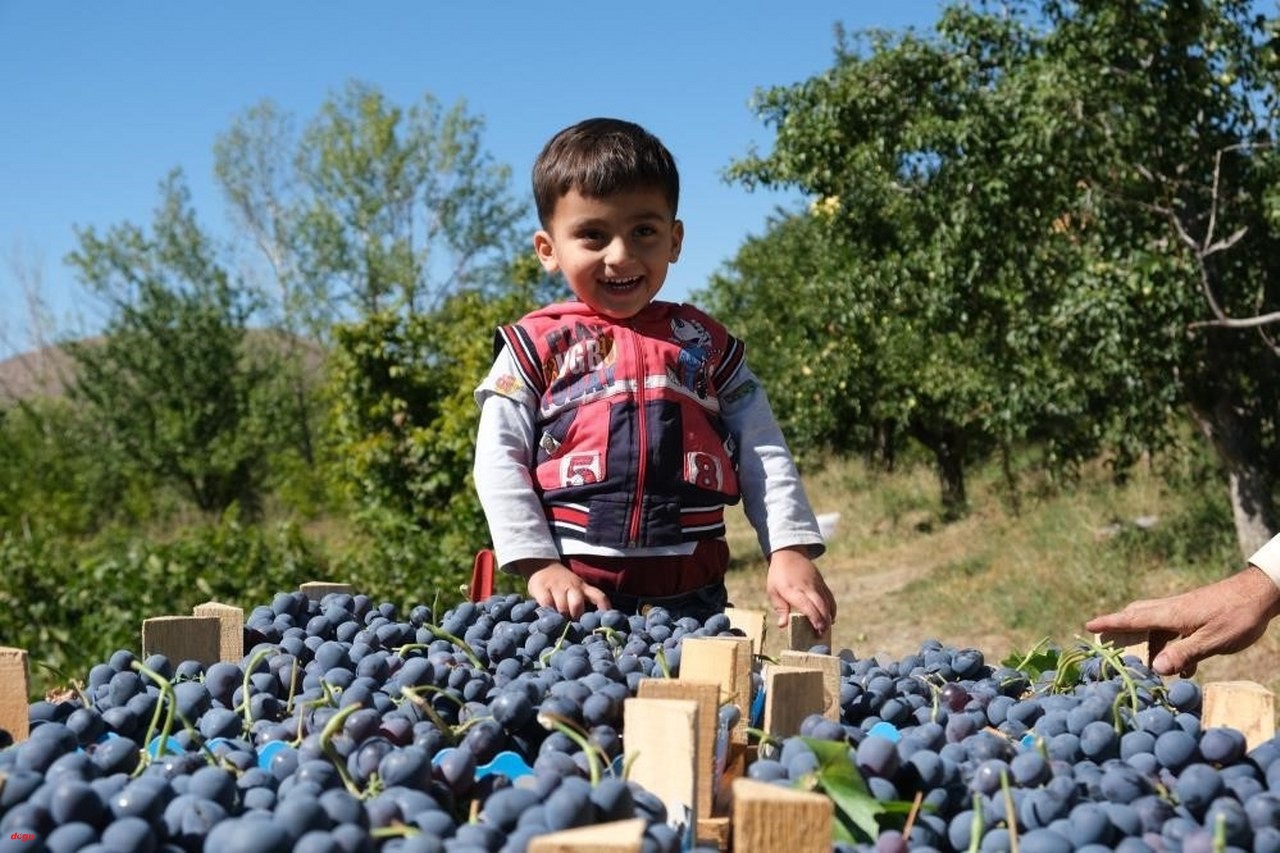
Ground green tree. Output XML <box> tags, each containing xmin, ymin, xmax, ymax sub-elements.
<box><xmin>65</xmin><ymin>172</ymin><xmax>273</xmax><ymax>516</ymax></box>
<box><xmin>0</xmin><ymin>397</ymin><xmax>132</xmax><ymax>535</ymax></box>
<box><xmin>722</xmin><ymin>0</ymin><xmax>1280</xmax><ymax>549</ymax></box>
<box><xmin>215</xmin><ymin>82</ymin><xmax>535</xmax><ymax>582</ymax></box>
<box><xmin>1034</xmin><ymin>0</ymin><xmax>1280</xmax><ymax>555</ymax></box>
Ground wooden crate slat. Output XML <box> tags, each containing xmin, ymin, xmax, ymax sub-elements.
<box><xmin>637</xmin><ymin>679</ymin><xmax>721</xmax><ymax>824</ymax></box>
<box><xmin>623</xmin><ymin>697</ymin><xmax>699</xmax><ymax>837</ymax></box>
<box><xmin>731</xmin><ymin>778</ymin><xmax>832</xmax><ymax>853</ymax></box>
<box><xmin>527</xmin><ymin>818</ymin><xmax>646</xmax><ymax>852</ymax></box>
<box><xmin>299</xmin><ymin>581</ymin><xmax>355</xmax><ymax>601</ymax></box>
<box><xmin>762</xmin><ymin>666</ymin><xmax>826</xmax><ymax>741</ymax></box>
<box><xmin>1203</xmin><ymin>680</ymin><xmax>1276</xmax><ymax>752</ymax></box>
<box><xmin>723</xmin><ymin>607</ymin><xmax>767</xmax><ymax>657</ymax></box>
<box><xmin>680</xmin><ymin>636</ymin><xmax>752</xmax><ymax>748</ymax></box>
<box><xmin>141</xmin><ymin>616</ymin><xmax>221</xmax><ymax>666</ymax></box>
<box><xmin>778</xmin><ymin>650</ymin><xmax>842</xmax><ymax>722</ymax></box>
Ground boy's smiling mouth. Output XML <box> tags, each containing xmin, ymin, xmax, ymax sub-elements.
<box><xmin>602</xmin><ymin>275</ymin><xmax>643</xmax><ymax>291</ymax></box>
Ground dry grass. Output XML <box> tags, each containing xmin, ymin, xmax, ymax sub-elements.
<box><xmin>723</xmin><ymin>453</ymin><xmax>1280</xmax><ymax>698</ymax></box>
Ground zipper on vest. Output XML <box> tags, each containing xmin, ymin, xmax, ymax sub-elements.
<box><xmin>628</xmin><ymin>325</ymin><xmax>647</xmax><ymax>546</ymax></box>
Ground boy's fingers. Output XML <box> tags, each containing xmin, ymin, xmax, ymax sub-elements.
<box><xmin>769</xmin><ymin>592</ymin><xmax>791</xmax><ymax>628</ymax></box>
<box><xmin>565</xmin><ymin>587</ymin><xmax>587</xmax><ymax>619</ymax></box>
<box><xmin>583</xmin><ymin>585</ymin><xmax>612</xmax><ymax>613</ymax></box>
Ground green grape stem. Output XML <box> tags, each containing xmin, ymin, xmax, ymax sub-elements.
<box><xmin>538</xmin><ymin>711</ymin><xmax>605</xmax><ymax>785</ymax></box>
<box><xmin>317</xmin><ymin>702</ymin><xmax>365</xmax><ymax>796</ymax></box>
<box><xmin>131</xmin><ymin>659</ymin><xmax>177</xmax><ymax>771</ymax></box>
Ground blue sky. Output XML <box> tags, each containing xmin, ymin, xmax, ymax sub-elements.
<box><xmin>0</xmin><ymin>1</ymin><xmax>945</xmax><ymax>358</ymax></box>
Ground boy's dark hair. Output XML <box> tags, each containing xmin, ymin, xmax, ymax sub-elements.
<box><xmin>533</xmin><ymin>118</ymin><xmax>680</xmax><ymax>227</ymax></box>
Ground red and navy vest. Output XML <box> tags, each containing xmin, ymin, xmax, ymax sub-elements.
<box><xmin>496</xmin><ymin>300</ymin><xmax>746</xmax><ymax>549</ymax></box>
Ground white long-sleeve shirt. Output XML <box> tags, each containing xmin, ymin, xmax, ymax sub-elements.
<box><xmin>1249</xmin><ymin>534</ymin><xmax>1280</xmax><ymax>586</ymax></box>
<box><xmin>473</xmin><ymin>342</ymin><xmax>825</xmax><ymax>571</ymax></box>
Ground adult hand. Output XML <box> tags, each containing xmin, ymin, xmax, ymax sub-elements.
<box><xmin>1084</xmin><ymin>566</ymin><xmax>1280</xmax><ymax>677</ymax></box>
<box><xmin>510</xmin><ymin>559</ymin><xmax>611</xmax><ymax>619</ymax></box>
<box><xmin>766</xmin><ymin>546</ymin><xmax>837</xmax><ymax>636</ymax></box>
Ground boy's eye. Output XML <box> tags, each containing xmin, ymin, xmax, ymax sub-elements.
<box><xmin>635</xmin><ymin>225</ymin><xmax>657</xmax><ymax>238</ymax></box>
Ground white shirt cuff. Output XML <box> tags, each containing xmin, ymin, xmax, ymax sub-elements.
<box><xmin>1247</xmin><ymin>533</ymin><xmax>1280</xmax><ymax>587</ymax></box>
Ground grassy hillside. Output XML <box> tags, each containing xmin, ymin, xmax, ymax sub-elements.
<box><xmin>722</xmin><ymin>449</ymin><xmax>1280</xmax><ymax>698</ymax></box>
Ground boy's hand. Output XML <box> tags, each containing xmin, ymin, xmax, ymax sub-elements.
<box><xmin>510</xmin><ymin>558</ymin><xmax>612</xmax><ymax>619</ymax></box>
<box><xmin>766</xmin><ymin>547</ymin><xmax>836</xmax><ymax>636</ymax></box>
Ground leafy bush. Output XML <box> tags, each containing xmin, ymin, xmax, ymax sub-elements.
<box><xmin>0</xmin><ymin>515</ymin><xmax>325</xmax><ymax>697</ymax></box>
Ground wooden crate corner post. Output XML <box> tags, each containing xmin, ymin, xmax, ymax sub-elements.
<box><xmin>0</xmin><ymin>646</ymin><xmax>30</xmax><ymax>744</ymax></box>
<box><xmin>299</xmin><ymin>581</ymin><xmax>355</xmax><ymax>602</ymax></box>
<box><xmin>764</xmin><ymin>612</ymin><xmax>832</xmax><ymax>660</ymax></box>
<box><xmin>723</xmin><ymin>607</ymin><xmax>767</xmax><ymax>657</ymax></box>
<box><xmin>192</xmin><ymin>601</ymin><xmax>244</xmax><ymax>662</ymax></box>
<box><xmin>778</xmin><ymin>650</ymin><xmax>842</xmax><ymax>722</ymax></box>
<box><xmin>527</xmin><ymin>818</ymin><xmax>647</xmax><ymax>852</ymax></box>
<box><xmin>637</xmin><ymin>679</ymin><xmax>721</xmax><ymax>836</ymax></box>
<box><xmin>680</xmin><ymin>636</ymin><xmax>753</xmax><ymax>749</ymax></box>
<box><xmin>762</xmin><ymin>665</ymin><xmax>826</xmax><ymax>742</ymax></box>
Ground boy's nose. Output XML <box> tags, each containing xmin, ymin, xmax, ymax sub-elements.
<box><xmin>604</xmin><ymin>237</ymin><xmax>632</xmax><ymax>265</ymax></box>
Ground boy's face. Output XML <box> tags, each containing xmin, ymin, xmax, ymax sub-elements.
<box><xmin>533</xmin><ymin>187</ymin><xmax>683</xmax><ymax>320</ymax></box>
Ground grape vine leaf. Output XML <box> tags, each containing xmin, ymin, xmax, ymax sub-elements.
<box><xmin>798</xmin><ymin>736</ymin><xmax>886</xmax><ymax>843</ymax></box>
<box><xmin>1002</xmin><ymin>640</ymin><xmax>1060</xmax><ymax>682</ymax></box>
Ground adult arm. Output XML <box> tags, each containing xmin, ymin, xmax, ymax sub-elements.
<box><xmin>1083</xmin><ymin>534</ymin><xmax>1280</xmax><ymax>676</ymax></box>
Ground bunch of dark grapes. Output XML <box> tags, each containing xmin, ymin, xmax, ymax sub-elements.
<box><xmin>0</xmin><ymin>592</ymin><xmax>738</xmax><ymax>852</ymax></box>
<box><xmin>747</xmin><ymin>638</ymin><xmax>1280</xmax><ymax>852</ymax></box>
<box><xmin>3</xmin><ymin>592</ymin><xmax>1278</xmax><ymax>853</ymax></box>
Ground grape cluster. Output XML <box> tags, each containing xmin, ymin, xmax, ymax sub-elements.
<box><xmin>750</xmin><ymin>639</ymin><xmax>1280</xmax><ymax>852</ymax></box>
<box><xmin>2</xmin><ymin>590</ymin><xmax>1276</xmax><ymax>853</ymax></box>
<box><xmin>0</xmin><ymin>591</ymin><xmax>740</xmax><ymax>853</ymax></box>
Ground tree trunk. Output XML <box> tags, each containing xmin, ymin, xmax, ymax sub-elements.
<box><xmin>1190</xmin><ymin>397</ymin><xmax>1278</xmax><ymax>561</ymax></box>
<box><xmin>936</xmin><ymin>439</ymin><xmax>967</xmax><ymax>520</ymax></box>
<box><xmin>864</xmin><ymin>419</ymin><xmax>897</xmax><ymax>473</ymax></box>
<box><xmin>910</xmin><ymin>422</ymin><xmax>968</xmax><ymax>519</ymax></box>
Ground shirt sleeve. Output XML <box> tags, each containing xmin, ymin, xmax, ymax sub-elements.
<box><xmin>719</xmin><ymin>361</ymin><xmax>826</xmax><ymax>560</ymax></box>
<box><xmin>1248</xmin><ymin>533</ymin><xmax>1280</xmax><ymax>588</ymax></box>
<box><xmin>473</xmin><ymin>346</ymin><xmax>561</xmax><ymax>571</ymax></box>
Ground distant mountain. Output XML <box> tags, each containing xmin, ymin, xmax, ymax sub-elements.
<box><xmin>0</xmin><ymin>331</ymin><xmax>325</xmax><ymax>405</ymax></box>
<box><xmin>0</xmin><ymin>342</ymin><xmax>87</xmax><ymax>403</ymax></box>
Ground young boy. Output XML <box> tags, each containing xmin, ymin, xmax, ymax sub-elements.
<box><xmin>473</xmin><ymin>117</ymin><xmax>836</xmax><ymax>633</ymax></box>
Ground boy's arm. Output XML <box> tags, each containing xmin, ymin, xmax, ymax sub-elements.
<box><xmin>474</xmin><ymin>357</ymin><xmax>610</xmax><ymax>617</ymax></box>
<box><xmin>720</xmin><ymin>363</ymin><xmax>834</xmax><ymax>631</ymax></box>
<box><xmin>719</xmin><ymin>364</ymin><xmax>826</xmax><ymax>560</ymax></box>
<box><xmin>473</xmin><ymin>390</ymin><xmax>561</xmax><ymax>568</ymax></box>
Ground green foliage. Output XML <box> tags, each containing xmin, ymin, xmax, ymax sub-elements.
<box><xmin>216</xmin><ymin>82</ymin><xmax>536</xmax><ymax>585</ymax></box>
<box><xmin>0</xmin><ymin>515</ymin><xmax>326</xmax><ymax>697</ymax></box>
<box><xmin>701</xmin><ymin>214</ymin><xmax>873</xmax><ymax>464</ymax></box>
<box><xmin>790</xmin><ymin>736</ymin><xmax>888</xmax><ymax>844</ymax></box>
<box><xmin>65</xmin><ymin>172</ymin><xmax>277</xmax><ymax>517</ymax></box>
<box><xmin>326</xmin><ymin>287</ymin><xmax>538</xmax><ymax>592</ymax></box>
<box><xmin>0</xmin><ymin>397</ymin><xmax>139</xmax><ymax>535</ymax></box>
<box><xmin>716</xmin><ymin>0</ymin><xmax>1280</xmax><ymax>541</ymax></box>
<box><xmin>216</xmin><ymin>81</ymin><xmax>528</xmax><ymax>325</ymax></box>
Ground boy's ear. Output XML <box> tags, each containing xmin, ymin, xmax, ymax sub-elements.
<box><xmin>669</xmin><ymin>219</ymin><xmax>685</xmax><ymax>263</ymax></box>
<box><xmin>533</xmin><ymin>230</ymin><xmax>559</xmax><ymax>273</ymax></box>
